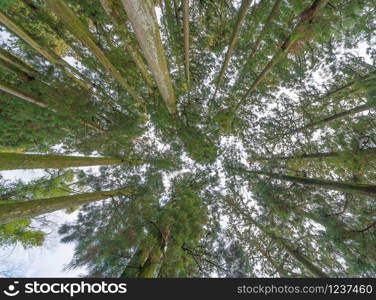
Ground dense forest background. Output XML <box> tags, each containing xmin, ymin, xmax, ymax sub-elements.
<box><xmin>0</xmin><ymin>0</ymin><xmax>375</xmax><ymax>277</ymax></box>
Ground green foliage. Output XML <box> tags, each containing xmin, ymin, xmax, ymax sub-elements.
<box><xmin>0</xmin><ymin>0</ymin><xmax>375</xmax><ymax>278</ymax></box>
<box><xmin>0</xmin><ymin>219</ymin><xmax>45</xmax><ymax>249</ymax></box>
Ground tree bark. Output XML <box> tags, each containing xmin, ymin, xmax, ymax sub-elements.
<box><xmin>0</xmin><ymin>10</ymin><xmax>90</xmax><ymax>91</ymax></box>
<box><xmin>248</xmin><ymin>0</ymin><xmax>282</xmax><ymax>57</ymax></box>
<box><xmin>214</xmin><ymin>0</ymin><xmax>253</xmax><ymax>96</ymax></box>
<box><xmin>253</xmin><ymin>147</ymin><xmax>376</xmax><ymax>161</ymax></box>
<box><xmin>0</xmin><ymin>189</ymin><xmax>132</xmax><ymax>225</ymax></box>
<box><xmin>249</xmin><ymin>170</ymin><xmax>376</xmax><ymax>196</ymax></box>
<box><xmin>183</xmin><ymin>0</ymin><xmax>190</xmax><ymax>87</ymax></box>
<box><xmin>0</xmin><ymin>80</ymin><xmax>103</xmax><ymax>132</ymax></box>
<box><xmin>0</xmin><ymin>47</ymin><xmax>36</xmax><ymax>79</ymax></box>
<box><xmin>292</xmin><ymin>103</ymin><xmax>373</xmax><ymax>133</ymax></box>
<box><xmin>43</xmin><ymin>0</ymin><xmax>145</xmax><ymax>110</ymax></box>
<box><xmin>0</xmin><ymin>152</ymin><xmax>144</xmax><ymax>171</ymax></box>
<box><xmin>99</xmin><ymin>0</ymin><xmax>154</xmax><ymax>90</ymax></box>
<box><xmin>122</xmin><ymin>0</ymin><xmax>176</xmax><ymax>114</ymax></box>
<box><xmin>236</xmin><ymin>207</ymin><xmax>329</xmax><ymax>277</ymax></box>
<box><xmin>236</xmin><ymin>0</ymin><xmax>330</xmax><ymax>108</ymax></box>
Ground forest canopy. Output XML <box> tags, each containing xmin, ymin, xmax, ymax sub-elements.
<box><xmin>0</xmin><ymin>0</ymin><xmax>375</xmax><ymax>277</ymax></box>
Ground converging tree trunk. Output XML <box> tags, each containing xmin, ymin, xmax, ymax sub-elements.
<box><xmin>236</xmin><ymin>0</ymin><xmax>330</xmax><ymax>108</ymax></box>
<box><xmin>0</xmin><ymin>189</ymin><xmax>132</xmax><ymax>225</ymax></box>
<box><xmin>121</xmin><ymin>0</ymin><xmax>176</xmax><ymax>114</ymax></box>
<box><xmin>213</xmin><ymin>0</ymin><xmax>253</xmax><ymax>98</ymax></box>
<box><xmin>292</xmin><ymin>103</ymin><xmax>373</xmax><ymax>133</ymax></box>
<box><xmin>183</xmin><ymin>0</ymin><xmax>190</xmax><ymax>87</ymax></box>
<box><xmin>99</xmin><ymin>0</ymin><xmax>154</xmax><ymax>90</ymax></box>
<box><xmin>249</xmin><ymin>170</ymin><xmax>376</xmax><ymax>196</ymax></box>
<box><xmin>0</xmin><ymin>10</ymin><xmax>90</xmax><ymax>91</ymax></box>
<box><xmin>43</xmin><ymin>0</ymin><xmax>145</xmax><ymax>109</ymax></box>
<box><xmin>230</xmin><ymin>201</ymin><xmax>329</xmax><ymax>277</ymax></box>
<box><xmin>252</xmin><ymin>147</ymin><xmax>376</xmax><ymax>161</ymax></box>
<box><xmin>0</xmin><ymin>153</ymin><xmax>144</xmax><ymax>171</ymax></box>
<box><xmin>0</xmin><ymin>80</ymin><xmax>103</xmax><ymax>132</ymax></box>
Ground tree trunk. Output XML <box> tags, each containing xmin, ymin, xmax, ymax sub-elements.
<box><xmin>0</xmin><ymin>80</ymin><xmax>103</xmax><ymax>132</ymax></box>
<box><xmin>277</xmin><ymin>238</ymin><xmax>329</xmax><ymax>278</ymax></box>
<box><xmin>0</xmin><ymin>48</ymin><xmax>36</xmax><ymax>79</ymax></box>
<box><xmin>43</xmin><ymin>0</ymin><xmax>145</xmax><ymax>110</ymax></box>
<box><xmin>0</xmin><ymin>10</ymin><xmax>90</xmax><ymax>91</ymax></box>
<box><xmin>183</xmin><ymin>0</ymin><xmax>190</xmax><ymax>87</ymax></box>
<box><xmin>0</xmin><ymin>152</ymin><xmax>143</xmax><ymax>171</ymax></box>
<box><xmin>214</xmin><ymin>0</ymin><xmax>253</xmax><ymax>96</ymax></box>
<box><xmin>120</xmin><ymin>247</ymin><xmax>151</xmax><ymax>278</ymax></box>
<box><xmin>248</xmin><ymin>0</ymin><xmax>282</xmax><ymax>58</ymax></box>
<box><xmin>292</xmin><ymin>103</ymin><xmax>373</xmax><ymax>133</ymax></box>
<box><xmin>0</xmin><ymin>189</ymin><xmax>132</xmax><ymax>225</ymax></box>
<box><xmin>122</xmin><ymin>0</ymin><xmax>176</xmax><ymax>114</ymax></box>
<box><xmin>236</xmin><ymin>0</ymin><xmax>330</xmax><ymax>108</ymax></box>
<box><xmin>250</xmin><ymin>170</ymin><xmax>376</xmax><ymax>196</ymax></box>
<box><xmin>99</xmin><ymin>0</ymin><xmax>154</xmax><ymax>90</ymax></box>
<box><xmin>238</xmin><ymin>207</ymin><xmax>329</xmax><ymax>277</ymax></box>
<box><xmin>254</xmin><ymin>147</ymin><xmax>376</xmax><ymax>161</ymax></box>
<box><xmin>137</xmin><ymin>245</ymin><xmax>162</xmax><ymax>278</ymax></box>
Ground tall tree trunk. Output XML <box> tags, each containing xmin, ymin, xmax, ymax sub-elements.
<box><xmin>122</xmin><ymin>0</ymin><xmax>176</xmax><ymax>114</ymax></box>
<box><xmin>0</xmin><ymin>80</ymin><xmax>103</xmax><ymax>132</ymax></box>
<box><xmin>99</xmin><ymin>0</ymin><xmax>154</xmax><ymax>90</ymax></box>
<box><xmin>137</xmin><ymin>245</ymin><xmax>162</xmax><ymax>278</ymax></box>
<box><xmin>0</xmin><ymin>153</ymin><xmax>144</xmax><ymax>171</ymax></box>
<box><xmin>236</xmin><ymin>0</ymin><xmax>330</xmax><ymax>108</ymax></box>
<box><xmin>248</xmin><ymin>0</ymin><xmax>282</xmax><ymax>58</ymax></box>
<box><xmin>317</xmin><ymin>71</ymin><xmax>376</xmax><ymax>101</ymax></box>
<box><xmin>0</xmin><ymin>11</ymin><xmax>90</xmax><ymax>91</ymax></box>
<box><xmin>292</xmin><ymin>103</ymin><xmax>373</xmax><ymax>133</ymax></box>
<box><xmin>120</xmin><ymin>247</ymin><xmax>152</xmax><ymax>278</ymax></box>
<box><xmin>253</xmin><ymin>147</ymin><xmax>376</xmax><ymax>161</ymax></box>
<box><xmin>43</xmin><ymin>0</ymin><xmax>145</xmax><ymax>110</ymax></box>
<box><xmin>276</xmin><ymin>237</ymin><xmax>329</xmax><ymax>277</ymax></box>
<box><xmin>183</xmin><ymin>0</ymin><xmax>190</xmax><ymax>88</ymax></box>
<box><xmin>0</xmin><ymin>47</ymin><xmax>36</xmax><ymax>79</ymax></box>
<box><xmin>0</xmin><ymin>189</ymin><xmax>132</xmax><ymax>225</ymax></box>
<box><xmin>233</xmin><ymin>203</ymin><xmax>329</xmax><ymax>277</ymax></box>
<box><xmin>213</xmin><ymin>0</ymin><xmax>253</xmax><ymax>98</ymax></box>
<box><xmin>249</xmin><ymin>170</ymin><xmax>376</xmax><ymax>196</ymax></box>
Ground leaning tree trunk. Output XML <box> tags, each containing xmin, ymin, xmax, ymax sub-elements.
<box><xmin>99</xmin><ymin>0</ymin><xmax>154</xmax><ymax>91</ymax></box>
<box><xmin>0</xmin><ymin>80</ymin><xmax>103</xmax><ymax>132</ymax></box>
<box><xmin>249</xmin><ymin>170</ymin><xmax>376</xmax><ymax>196</ymax></box>
<box><xmin>292</xmin><ymin>103</ymin><xmax>374</xmax><ymax>133</ymax></box>
<box><xmin>252</xmin><ymin>147</ymin><xmax>376</xmax><ymax>161</ymax></box>
<box><xmin>0</xmin><ymin>47</ymin><xmax>36</xmax><ymax>79</ymax></box>
<box><xmin>236</xmin><ymin>0</ymin><xmax>330</xmax><ymax>108</ymax></box>
<box><xmin>213</xmin><ymin>0</ymin><xmax>253</xmax><ymax>98</ymax></box>
<box><xmin>0</xmin><ymin>189</ymin><xmax>132</xmax><ymax>225</ymax></box>
<box><xmin>122</xmin><ymin>0</ymin><xmax>176</xmax><ymax>114</ymax></box>
<box><xmin>0</xmin><ymin>153</ymin><xmax>144</xmax><ymax>171</ymax></box>
<box><xmin>182</xmin><ymin>0</ymin><xmax>190</xmax><ymax>87</ymax></box>
<box><xmin>43</xmin><ymin>0</ymin><xmax>145</xmax><ymax>109</ymax></box>
<box><xmin>248</xmin><ymin>0</ymin><xmax>282</xmax><ymax>58</ymax></box>
<box><xmin>233</xmin><ymin>203</ymin><xmax>329</xmax><ymax>277</ymax></box>
<box><xmin>0</xmin><ymin>10</ymin><xmax>90</xmax><ymax>91</ymax></box>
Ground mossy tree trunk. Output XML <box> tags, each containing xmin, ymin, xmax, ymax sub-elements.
<box><xmin>0</xmin><ymin>152</ymin><xmax>143</xmax><ymax>171</ymax></box>
<box><xmin>249</xmin><ymin>170</ymin><xmax>376</xmax><ymax>196</ymax></box>
<box><xmin>43</xmin><ymin>0</ymin><xmax>145</xmax><ymax>109</ymax></box>
<box><xmin>0</xmin><ymin>189</ymin><xmax>132</xmax><ymax>225</ymax></box>
<box><xmin>121</xmin><ymin>0</ymin><xmax>176</xmax><ymax>114</ymax></box>
<box><xmin>237</xmin><ymin>0</ymin><xmax>330</xmax><ymax>108</ymax></box>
